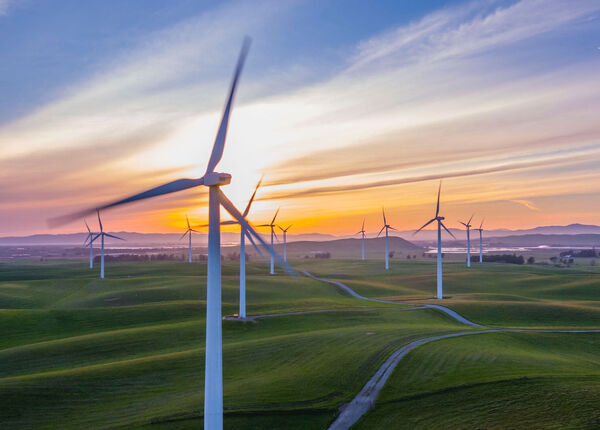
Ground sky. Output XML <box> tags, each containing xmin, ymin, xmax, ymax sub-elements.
<box><xmin>1</xmin><ymin>0</ymin><xmax>600</xmax><ymax>236</ymax></box>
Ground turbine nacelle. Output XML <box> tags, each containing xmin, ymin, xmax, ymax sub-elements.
<box><xmin>204</xmin><ymin>172</ymin><xmax>231</xmax><ymax>186</ymax></box>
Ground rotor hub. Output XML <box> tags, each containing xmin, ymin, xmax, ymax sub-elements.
<box><xmin>204</xmin><ymin>172</ymin><xmax>231</xmax><ymax>186</ymax></box>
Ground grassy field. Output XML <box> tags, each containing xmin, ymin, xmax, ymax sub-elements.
<box><xmin>355</xmin><ymin>332</ymin><xmax>600</xmax><ymax>429</ymax></box>
<box><xmin>1</xmin><ymin>257</ymin><xmax>599</xmax><ymax>428</ymax></box>
<box><xmin>298</xmin><ymin>258</ymin><xmax>600</xmax><ymax>328</ymax></box>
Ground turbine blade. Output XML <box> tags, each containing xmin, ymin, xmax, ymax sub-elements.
<box><xmin>91</xmin><ymin>233</ymin><xmax>101</xmax><ymax>243</ymax></box>
<box><xmin>440</xmin><ymin>221</ymin><xmax>456</xmax><ymax>239</ymax></box>
<box><xmin>382</xmin><ymin>207</ymin><xmax>387</xmax><ymax>226</ymax></box>
<box><xmin>285</xmin><ymin>224</ymin><xmax>292</xmax><ymax>232</ymax></box>
<box><xmin>362</xmin><ymin>218</ymin><xmax>365</xmax><ymax>231</ymax></box>
<box><xmin>84</xmin><ymin>219</ymin><xmax>91</xmax><ymax>233</ymax></box>
<box><xmin>376</xmin><ymin>226</ymin><xmax>385</xmax><ymax>238</ymax></box>
<box><xmin>245</xmin><ymin>230</ymin><xmax>268</xmax><ymax>265</ymax></box>
<box><xmin>459</xmin><ymin>221</ymin><xmax>467</xmax><ymax>227</ymax></box>
<box><xmin>205</xmin><ymin>37</ymin><xmax>251</xmax><ymax>174</ymax></box>
<box><xmin>414</xmin><ymin>218</ymin><xmax>436</xmax><ymax>235</ymax></box>
<box><xmin>220</xmin><ymin>220</ymin><xmax>238</xmax><ymax>225</ymax></box>
<box><xmin>388</xmin><ymin>226</ymin><xmax>397</xmax><ymax>231</ymax></box>
<box><xmin>104</xmin><ymin>233</ymin><xmax>125</xmax><ymax>241</ymax></box>
<box><xmin>97</xmin><ymin>209</ymin><xmax>103</xmax><ymax>232</ymax></box>
<box><xmin>271</xmin><ymin>207</ymin><xmax>280</xmax><ymax>225</ymax></box>
<box><xmin>218</xmin><ymin>189</ymin><xmax>296</xmax><ymax>276</ymax></box>
<box><xmin>243</xmin><ymin>175</ymin><xmax>263</xmax><ymax>217</ymax></box>
<box><xmin>273</xmin><ymin>228</ymin><xmax>280</xmax><ymax>242</ymax></box>
<box><xmin>48</xmin><ymin>177</ymin><xmax>205</xmax><ymax>227</ymax></box>
<box><xmin>467</xmin><ymin>213</ymin><xmax>474</xmax><ymax>226</ymax></box>
<box><xmin>180</xmin><ymin>231</ymin><xmax>189</xmax><ymax>240</ymax></box>
<box><xmin>186</xmin><ymin>215</ymin><xmax>190</xmax><ymax>229</ymax></box>
<box><xmin>480</xmin><ymin>218</ymin><xmax>485</xmax><ymax>229</ymax></box>
<box><xmin>435</xmin><ymin>181</ymin><xmax>441</xmax><ymax>218</ymax></box>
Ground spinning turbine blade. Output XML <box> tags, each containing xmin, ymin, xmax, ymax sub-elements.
<box><xmin>440</xmin><ymin>222</ymin><xmax>455</xmax><ymax>239</ymax></box>
<box><xmin>97</xmin><ymin>210</ymin><xmax>103</xmax><ymax>232</ymax></box>
<box><xmin>85</xmin><ymin>220</ymin><xmax>91</xmax><ymax>233</ymax></box>
<box><xmin>205</xmin><ymin>36</ymin><xmax>251</xmax><ymax>175</ymax></box>
<box><xmin>48</xmin><ymin>177</ymin><xmax>205</xmax><ymax>227</ymax></box>
<box><xmin>180</xmin><ymin>231</ymin><xmax>189</xmax><ymax>240</ymax></box>
<box><xmin>415</xmin><ymin>218</ymin><xmax>436</xmax><ymax>234</ymax></box>
<box><xmin>218</xmin><ymin>189</ymin><xmax>296</xmax><ymax>276</ymax></box>
<box><xmin>382</xmin><ymin>207</ymin><xmax>387</xmax><ymax>226</ymax></box>
<box><xmin>245</xmin><ymin>230</ymin><xmax>268</xmax><ymax>265</ymax></box>
<box><xmin>435</xmin><ymin>181</ymin><xmax>442</xmax><ymax>217</ymax></box>
<box><xmin>243</xmin><ymin>176</ymin><xmax>263</xmax><ymax>217</ymax></box>
<box><xmin>186</xmin><ymin>215</ymin><xmax>191</xmax><ymax>229</ymax></box>
<box><xmin>376</xmin><ymin>226</ymin><xmax>385</xmax><ymax>238</ymax></box>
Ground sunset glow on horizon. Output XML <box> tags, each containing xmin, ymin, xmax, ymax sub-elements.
<box><xmin>1</xmin><ymin>0</ymin><xmax>600</xmax><ymax>237</ymax></box>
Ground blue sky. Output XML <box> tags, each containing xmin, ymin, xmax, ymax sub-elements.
<box><xmin>1</xmin><ymin>0</ymin><xmax>600</xmax><ymax>235</ymax></box>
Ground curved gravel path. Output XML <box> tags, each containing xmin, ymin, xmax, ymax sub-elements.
<box><xmin>299</xmin><ymin>271</ymin><xmax>600</xmax><ymax>430</ymax></box>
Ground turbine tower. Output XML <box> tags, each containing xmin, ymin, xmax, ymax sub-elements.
<box><xmin>278</xmin><ymin>224</ymin><xmax>292</xmax><ymax>262</ymax></box>
<box><xmin>356</xmin><ymin>219</ymin><xmax>366</xmax><ymax>261</ymax></box>
<box><xmin>180</xmin><ymin>216</ymin><xmax>199</xmax><ymax>263</ymax></box>
<box><xmin>415</xmin><ymin>182</ymin><xmax>455</xmax><ymax>299</ymax></box>
<box><xmin>83</xmin><ymin>219</ymin><xmax>97</xmax><ymax>269</ymax></box>
<box><xmin>90</xmin><ymin>210</ymin><xmax>124</xmax><ymax>279</ymax></box>
<box><xmin>258</xmin><ymin>208</ymin><xmax>280</xmax><ymax>275</ymax></box>
<box><xmin>49</xmin><ymin>39</ymin><xmax>295</xmax><ymax>430</ymax></box>
<box><xmin>196</xmin><ymin>178</ymin><xmax>265</xmax><ymax>319</ymax></box>
<box><xmin>475</xmin><ymin>218</ymin><xmax>485</xmax><ymax>263</ymax></box>
<box><xmin>459</xmin><ymin>214</ymin><xmax>474</xmax><ymax>268</ymax></box>
<box><xmin>377</xmin><ymin>208</ymin><xmax>396</xmax><ymax>270</ymax></box>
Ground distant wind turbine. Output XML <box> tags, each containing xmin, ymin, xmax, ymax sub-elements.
<box><xmin>49</xmin><ymin>38</ymin><xmax>295</xmax><ymax>430</ymax></box>
<box><xmin>356</xmin><ymin>219</ymin><xmax>366</xmax><ymax>260</ymax></box>
<box><xmin>90</xmin><ymin>210</ymin><xmax>124</xmax><ymax>279</ymax></box>
<box><xmin>475</xmin><ymin>218</ymin><xmax>485</xmax><ymax>263</ymax></box>
<box><xmin>195</xmin><ymin>178</ymin><xmax>266</xmax><ymax>319</ymax></box>
<box><xmin>258</xmin><ymin>208</ymin><xmax>280</xmax><ymax>275</ymax></box>
<box><xmin>278</xmin><ymin>224</ymin><xmax>292</xmax><ymax>262</ymax></box>
<box><xmin>415</xmin><ymin>182</ymin><xmax>455</xmax><ymax>299</ymax></box>
<box><xmin>459</xmin><ymin>214</ymin><xmax>474</xmax><ymax>268</ymax></box>
<box><xmin>83</xmin><ymin>219</ymin><xmax>97</xmax><ymax>269</ymax></box>
<box><xmin>377</xmin><ymin>208</ymin><xmax>396</xmax><ymax>270</ymax></box>
<box><xmin>180</xmin><ymin>216</ymin><xmax>199</xmax><ymax>263</ymax></box>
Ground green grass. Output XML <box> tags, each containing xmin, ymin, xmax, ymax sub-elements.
<box><xmin>1</xmin><ymin>258</ymin><xmax>599</xmax><ymax>428</ymax></box>
<box><xmin>298</xmin><ymin>258</ymin><xmax>600</xmax><ymax>328</ymax></box>
<box><xmin>355</xmin><ymin>332</ymin><xmax>600</xmax><ymax>429</ymax></box>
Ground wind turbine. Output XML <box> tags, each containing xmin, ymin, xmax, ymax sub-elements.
<box><xmin>90</xmin><ymin>210</ymin><xmax>124</xmax><ymax>279</ymax></box>
<box><xmin>377</xmin><ymin>208</ymin><xmax>396</xmax><ymax>270</ymax></box>
<box><xmin>180</xmin><ymin>216</ymin><xmax>199</xmax><ymax>263</ymax></box>
<box><xmin>415</xmin><ymin>182</ymin><xmax>455</xmax><ymax>299</ymax></box>
<box><xmin>356</xmin><ymin>219</ymin><xmax>366</xmax><ymax>260</ymax></box>
<box><xmin>459</xmin><ymin>214</ymin><xmax>474</xmax><ymax>268</ymax></box>
<box><xmin>258</xmin><ymin>208</ymin><xmax>280</xmax><ymax>275</ymax></box>
<box><xmin>475</xmin><ymin>218</ymin><xmax>485</xmax><ymax>263</ymax></box>
<box><xmin>83</xmin><ymin>219</ymin><xmax>97</xmax><ymax>269</ymax></box>
<box><xmin>49</xmin><ymin>38</ymin><xmax>294</xmax><ymax>429</ymax></box>
<box><xmin>278</xmin><ymin>224</ymin><xmax>292</xmax><ymax>262</ymax></box>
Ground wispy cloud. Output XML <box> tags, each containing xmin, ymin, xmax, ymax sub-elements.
<box><xmin>510</xmin><ymin>199</ymin><xmax>541</xmax><ymax>211</ymax></box>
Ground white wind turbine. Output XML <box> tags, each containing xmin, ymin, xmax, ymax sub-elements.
<box><xmin>258</xmin><ymin>208</ymin><xmax>280</xmax><ymax>275</ymax></box>
<box><xmin>356</xmin><ymin>219</ymin><xmax>366</xmax><ymax>260</ymax></box>
<box><xmin>459</xmin><ymin>214</ymin><xmax>474</xmax><ymax>268</ymax></box>
<box><xmin>180</xmin><ymin>215</ymin><xmax>199</xmax><ymax>263</ymax></box>
<box><xmin>90</xmin><ymin>210</ymin><xmax>124</xmax><ymax>279</ymax></box>
<box><xmin>49</xmin><ymin>38</ymin><xmax>294</xmax><ymax>430</ymax></box>
<box><xmin>377</xmin><ymin>208</ymin><xmax>396</xmax><ymax>270</ymax></box>
<box><xmin>278</xmin><ymin>224</ymin><xmax>292</xmax><ymax>262</ymax></box>
<box><xmin>475</xmin><ymin>218</ymin><xmax>485</xmax><ymax>263</ymax></box>
<box><xmin>83</xmin><ymin>219</ymin><xmax>97</xmax><ymax>269</ymax></box>
<box><xmin>415</xmin><ymin>182</ymin><xmax>455</xmax><ymax>299</ymax></box>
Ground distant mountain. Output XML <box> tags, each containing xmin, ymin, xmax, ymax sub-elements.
<box><xmin>489</xmin><ymin>234</ymin><xmax>600</xmax><ymax>248</ymax></box>
<box><xmin>0</xmin><ymin>231</ymin><xmax>338</xmax><ymax>246</ymax></box>
<box><xmin>274</xmin><ymin>236</ymin><xmax>422</xmax><ymax>259</ymax></box>
<box><xmin>397</xmin><ymin>223</ymin><xmax>600</xmax><ymax>242</ymax></box>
